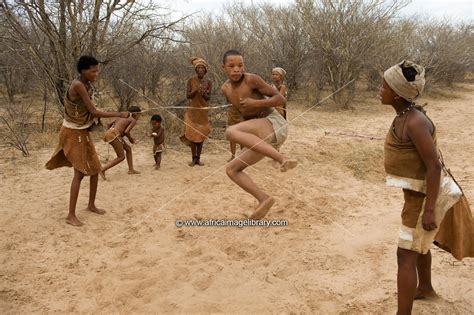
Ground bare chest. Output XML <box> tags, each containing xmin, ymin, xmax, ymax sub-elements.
<box><xmin>225</xmin><ymin>85</ymin><xmax>261</xmax><ymax>106</ymax></box>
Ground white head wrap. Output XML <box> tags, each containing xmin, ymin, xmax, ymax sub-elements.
<box><xmin>383</xmin><ymin>60</ymin><xmax>425</xmax><ymax>102</ymax></box>
<box><xmin>272</xmin><ymin>67</ymin><xmax>286</xmax><ymax>80</ymax></box>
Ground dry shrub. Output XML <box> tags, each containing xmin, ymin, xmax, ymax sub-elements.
<box><xmin>1</xmin><ymin>0</ymin><xmax>473</xmax><ymax>159</ymax></box>
<box><xmin>343</xmin><ymin>143</ymin><xmax>384</xmax><ymax>180</ymax></box>
<box><xmin>297</xmin><ymin>0</ymin><xmax>409</xmax><ymax>108</ymax></box>
<box><xmin>0</xmin><ymin>101</ymin><xmax>34</xmax><ymax>156</ymax></box>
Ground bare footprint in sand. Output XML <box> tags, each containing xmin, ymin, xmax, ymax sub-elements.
<box><xmin>249</xmin><ymin>197</ymin><xmax>275</xmax><ymax>220</ymax></box>
<box><xmin>280</xmin><ymin>159</ymin><xmax>298</xmax><ymax>172</ymax></box>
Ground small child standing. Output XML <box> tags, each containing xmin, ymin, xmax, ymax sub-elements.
<box><xmin>150</xmin><ymin>114</ymin><xmax>165</xmax><ymax>169</ymax></box>
<box><xmin>100</xmin><ymin>105</ymin><xmax>141</xmax><ymax>180</ymax></box>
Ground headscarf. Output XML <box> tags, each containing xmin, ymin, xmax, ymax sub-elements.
<box><xmin>383</xmin><ymin>60</ymin><xmax>425</xmax><ymax>102</ymax></box>
<box><xmin>190</xmin><ymin>57</ymin><xmax>208</xmax><ymax>72</ymax></box>
<box><xmin>272</xmin><ymin>67</ymin><xmax>286</xmax><ymax>80</ymax></box>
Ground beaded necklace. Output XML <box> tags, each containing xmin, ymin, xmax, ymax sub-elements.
<box><xmin>396</xmin><ymin>103</ymin><xmax>414</xmax><ymax>117</ymax></box>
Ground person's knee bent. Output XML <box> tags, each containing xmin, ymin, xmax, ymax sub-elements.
<box><xmin>116</xmin><ymin>154</ymin><xmax>125</xmax><ymax>162</ymax></box>
<box><xmin>225</xmin><ymin>126</ymin><xmax>238</xmax><ymax>142</ymax></box>
<box><xmin>397</xmin><ymin>247</ymin><xmax>419</xmax><ymax>269</ymax></box>
<box><xmin>226</xmin><ymin>163</ymin><xmax>240</xmax><ymax>178</ymax></box>
<box><xmin>226</xmin><ymin>165</ymin><xmax>234</xmax><ymax>178</ymax></box>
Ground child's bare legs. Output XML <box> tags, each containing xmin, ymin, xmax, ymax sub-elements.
<box><xmin>67</xmin><ymin>168</ymin><xmax>85</xmax><ymax>226</ymax></box>
<box><xmin>225</xmin><ymin>118</ymin><xmax>295</xmax><ymax>219</ymax></box>
<box><xmin>226</xmin><ymin>147</ymin><xmax>274</xmax><ymax>219</ymax></box>
<box><xmin>100</xmin><ymin>139</ymin><xmax>126</xmax><ymax>179</ymax></box>
<box><xmin>225</xmin><ymin>118</ymin><xmax>295</xmax><ymax>167</ymax></box>
<box><xmin>123</xmin><ymin>142</ymin><xmax>140</xmax><ymax>174</ymax></box>
<box><xmin>397</xmin><ymin>248</ymin><xmax>419</xmax><ymax>315</ymax></box>
<box><xmin>85</xmin><ymin>173</ymin><xmax>105</xmax><ymax>215</ymax></box>
<box><xmin>67</xmin><ymin>170</ymin><xmax>105</xmax><ymax>226</ymax></box>
<box><xmin>415</xmin><ymin>250</ymin><xmax>437</xmax><ymax>299</ymax></box>
<box><xmin>154</xmin><ymin>152</ymin><xmax>162</xmax><ymax>169</ymax></box>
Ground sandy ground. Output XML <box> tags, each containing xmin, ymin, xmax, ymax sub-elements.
<box><xmin>1</xmin><ymin>85</ymin><xmax>473</xmax><ymax>314</ymax></box>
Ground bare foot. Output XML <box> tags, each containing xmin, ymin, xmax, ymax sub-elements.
<box><xmin>227</xmin><ymin>155</ymin><xmax>235</xmax><ymax>162</ymax></box>
<box><xmin>415</xmin><ymin>287</ymin><xmax>438</xmax><ymax>300</ymax></box>
<box><xmin>249</xmin><ymin>197</ymin><xmax>275</xmax><ymax>220</ymax></box>
<box><xmin>99</xmin><ymin>170</ymin><xmax>106</xmax><ymax>180</ymax></box>
<box><xmin>188</xmin><ymin>159</ymin><xmax>197</xmax><ymax>167</ymax></box>
<box><xmin>197</xmin><ymin>160</ymin><xmax>204</xmax><ymax>166</ymax></box>
<box><xmin>128</xmin><ymin>169</ymin><xmax>141</xmax><ymax>175</ymax></box>
<box><xmin>66</xmin><ymin>216</ymin><xmax>84</xmax><ymax>226</ymax></box>
<box><xmin>86</xmin><ymin>206</ymin><xmax>106</xmax><ymax>215</ymax></box>
<box><xmin>154</xmin><ymin>165</ymin><xmax>160</xmax><ymax>170</ymax></box>
<box><xmin>280</xmin><ymin>158</ymin><xmax>298</xmax><ymax>172</ymax></box>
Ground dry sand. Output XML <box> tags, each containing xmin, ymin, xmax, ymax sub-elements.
<box><xmin>1</xmin><ymin>85</ymin><xmax>473</xmax><ymax>314</ymax></box>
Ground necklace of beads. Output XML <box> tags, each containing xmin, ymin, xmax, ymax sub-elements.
<box><xmin>396</xmin><ymin>104</ymin><xmax>414</xmax><ymax>117</ymax></box>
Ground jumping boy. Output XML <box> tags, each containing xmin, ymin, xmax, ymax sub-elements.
<box><xmin>45</xmin><ymin>55</ymin><xmax>130</xmax><ymax>226</ymax></box>
<box><xmin>100</xmin><ymin>105</ymin><xmax>141</xmax><ymax>179</ymax></box>
<box><xmin>221</xmin><ymin>50</ymin><xmax>297</xmax><ymax>219</ymax></box>
<box><xmin>150</xmin><ymin>114</ymin><xmax>165</xmax><ymax>169</ymax></box>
